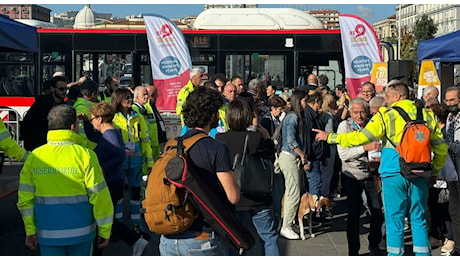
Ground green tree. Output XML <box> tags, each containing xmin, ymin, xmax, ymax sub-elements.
<box><xmin>400</xmin><ymin>27</ymin><xmax>416</xmax><ymax>61</ymax></box>
<box><xmin>413</xmin><ymin>14</ymin><xmax>438</xmax><ymax>42</ymax></box>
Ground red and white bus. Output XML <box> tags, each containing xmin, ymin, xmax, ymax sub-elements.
<box><xmin>1</xmin><ymin>8</ymin><xmax>345</xmax><ymax>140</ymax></box>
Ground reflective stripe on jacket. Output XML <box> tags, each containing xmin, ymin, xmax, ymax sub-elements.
<box><xmin>112</xmin><ymin>110</ymin><xmax>154</xmax><ymax>170</ymax></box>
<box><xmin>134</xmin><ymin>103</ymin><xmax>160</xmax><ymax>161</ymax></box>
<box><xmin>328</xmin><ymin>99</ymin><xmax>447</xmax><ymax>178</ymax></box>
<box><xmin>17</xmin><ymin>129</ymin><xmax>113</xmax><ymax>246</ymax></box>
<box><xmin>0</xmin><ymin>120</ymin><xmax>27</xmax><ymax>162</ymax></box>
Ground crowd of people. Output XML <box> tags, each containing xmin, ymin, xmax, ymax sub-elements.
<box><xmin>1</xmin><ymin>69</ymin><xmax>460</xmax><ymax>256</ymax></box>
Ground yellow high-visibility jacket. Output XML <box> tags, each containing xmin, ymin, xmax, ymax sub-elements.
<box><xmin>176</xmin><ymin>80</ymin><xmax>194</xmax><ymax>125</ymax></box>
<box><xmin>112</xmin><ymin>110</ymin><xmax>154</xmax><ymax>173</ymax></box>
<box><xmin>17</xmin><ymin>129</ymin><xmax>113</xmax><ymax>246</ymax></box>
<box><xmin>327</xmin><ymin>99</ymin><xmax>447</xmax><ymax>178</ymax></box>
<box><xmin>73</xmin><ymin>97</ymin><xmax>97</xmax><ymax>150</ymax></box>
<box><xmin>139</xmin><ymin>103</ymin><xmax>161</xmax><ymax>160</ymax></box>
<box><xmin>0</xmin><ymin>120</ymin><xmax>27</xmax><ymax>161</ymax></box>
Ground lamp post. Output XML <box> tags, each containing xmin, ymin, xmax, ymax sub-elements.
<box><xmin>397</xmin><ymin>4</ymin><xmax>401</xmax><ymax>60</ymax></box>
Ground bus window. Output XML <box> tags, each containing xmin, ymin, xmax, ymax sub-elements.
<box><xmin>0</xmin><ymin>52</ymin><xmax>35</xmax><ymax>97</ymax></box>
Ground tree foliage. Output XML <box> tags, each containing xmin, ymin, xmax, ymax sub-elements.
<box><xmin>400</xmin><ymin>27</ymin><xmax>416</xmax><ymax>61</ymax></box>
<box><xmin>413</xmin><ymin>14</ymin><xmax>438</xmax><ymax>42</ymax></box>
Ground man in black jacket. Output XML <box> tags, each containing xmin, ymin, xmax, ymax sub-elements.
<box><xmin>20</xmin><ymin>76</ymin><xmax>68</xmax><ymax>151</ymax></box>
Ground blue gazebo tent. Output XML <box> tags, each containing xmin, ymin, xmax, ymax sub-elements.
<box><xmin>417</xmin><ymin>29</ymin><xmax>460</xmax><ymax>92</ymax></box>
<box><xmin>0</xmin><ymin>14</ymin><xmax>37</xmax><ymax>52</ymax></box>
<box><xmin>417</xmin><ymin>29</ymin><xmax>460</xmax><ymax>63</ymax></box>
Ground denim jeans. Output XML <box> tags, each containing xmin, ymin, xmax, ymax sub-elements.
<box><xmin>320</xmin><ymin>145</ymin><xmax>337</xmax><ymax>196</ymax></box>
<box><xmin>235</xmin><ymin>207</ymin><xmax>280</xmax><ymax>256</ymax></box>
<box><xmin>159</xmin><ymin>230</ymin><xmax>226</xmax><ymax>256</ymax></box>
<box><xmin>382</xmin><ymin>174</ymin><xmax>431</xmax><ymax>256</ymax></box>
<box><xmin>342</xmin><ymin>174</ymin><xmax>383</xmax><ymax>255</ymax></box>
<box><xmin>306</xmin><ymin>160</ymin><xmax>322</xmax><ymax>196</ymax></box>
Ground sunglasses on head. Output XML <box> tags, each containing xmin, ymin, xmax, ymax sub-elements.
<box><xmin>124</xmin><ymin>95</ymin><xmax>133</xmax><ymax>100</ymax></box>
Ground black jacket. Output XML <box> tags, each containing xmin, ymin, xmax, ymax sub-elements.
<box><xmin>20</xmin><ymin>94</ymin><xmax>65</xmax><ymax>151</ymax></box>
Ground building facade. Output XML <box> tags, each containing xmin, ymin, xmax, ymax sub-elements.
<box><xmin>396</xmin><ymin>4</ymin><xmax>460</xmax><ymax>37</ymax></box>
<box><xmin>307</xmin><ymin>9</ymin><xmax>340</xmax><ymax>30</ymax></box>
<box><xmin>0</xmin><ymin>4</ymin><xmax>51</xmax><ymax>22</ymax></box>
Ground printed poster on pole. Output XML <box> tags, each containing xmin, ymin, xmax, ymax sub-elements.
<box><xmin>417</xmin><ymin>58</ymin><xmax>441</xmax><ymax>100</ymax></box>
<box><xmin>144</xmin><ymin>14</ymin><xmax>191</xmax><ymax>111</ymax></box>
<box><xmin>339</xmin><ymin>14</ymin><xmax>383</xmax><ymax>98</ymax></box>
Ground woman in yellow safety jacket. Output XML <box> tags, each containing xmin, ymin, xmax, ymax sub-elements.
<box><xmin>111</xmin><ymin>87</ymin><xmax>153</xmax><ymax>233</ymax></box>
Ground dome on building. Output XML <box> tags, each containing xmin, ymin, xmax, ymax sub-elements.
<box><xmin>74</xmin><ymin>4</ymin><xmax>95</xmax><ymax>29</ymax></box>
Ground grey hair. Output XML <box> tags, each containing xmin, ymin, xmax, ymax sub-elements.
<box><xmin>133</xmin><ymin>86</ymin><xmax>146</xmax><ymax>100</ymax></box>
<box><xmin>190</xmin><ymin>67</ymin><xmax>203</xmax><ymax>79</ymax></box>
<box><xmin>446</xmin><ymin>86</ymin><xmax>460</xmax><ymax>98</ymax></box>
<box><xmin>369</xmin><ymin>96</ymin><xmax>385</xmax><ymax>108</ymax></box>
<box><xmin>48</xmin><ymin>104</ymin><xmax>77</xmax><ymax>130</ymax></box>
<box><xmin>248</xmin><ymin>78</ymin><xmax>263</xmax><ymax>90</ymax></box>
<box><xmin>423</xmin><ymin>85</ymin><xmax>438</xmax><ymax>96</ymax></box>
<box><xmin>349</xmin><ymin>97</ymin><xmax>369</xmax><ymax>111</ymax></box>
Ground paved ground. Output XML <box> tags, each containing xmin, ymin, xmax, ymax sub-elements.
<box><xmin>0</xmin><ymin>162</ymin><xmax>445</xmax><ymax>256</ymax></box>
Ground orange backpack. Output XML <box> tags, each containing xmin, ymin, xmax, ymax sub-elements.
<box><xmin>389</xmin><ymin>106</ymin><xmax>432</xmax><ymax>179</ymax></box>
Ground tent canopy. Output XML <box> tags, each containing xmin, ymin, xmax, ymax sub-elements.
<box><xmin>0</xmin><ymin>15</ymin><xmax>37</xmax><ymax>52</ymax></box>
<box><xmin>417</xmin><ymin>30</ymin><xmax>460</xmax><ymax>63</ymax></box>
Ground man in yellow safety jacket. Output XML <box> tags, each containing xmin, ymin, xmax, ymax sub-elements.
<box><xmin>176</xmin><ymin>68</ymin><xmax>203</xmax><ymax>135</ymax></box>
<box><xmin>132</xmin><ymin>86</ymin><xmax>160</xmax><ymax>160</ymax></box>
<box><xmin>314</xmin><ymin>81</ymin><xmax>447</xmax><ymax>256</ymax></box>
<box><xmin>0</xmin><ymin>120</ymin><xmax>28</xmax><ymax>163</ymax></box>
<box><xmin>73</xmin><ymin>80</ymin><xmax>99</xmax><ymax>150</ymax></box>
<box><xmin>16</xmin><ymin>104</ymin><xmax>113</xmax><ymax>256</ymax></box>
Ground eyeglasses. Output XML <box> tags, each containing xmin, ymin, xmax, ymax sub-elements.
<box><xmin>90</xmin><ymin>116</ymin><xmax>100</xmax><ymax>122</ymax></box>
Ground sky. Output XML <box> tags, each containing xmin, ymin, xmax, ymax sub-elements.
<box><xmin>39</xmin><ymin>3</ymin><xmax>400</xmax><ymax>25</ymax></box>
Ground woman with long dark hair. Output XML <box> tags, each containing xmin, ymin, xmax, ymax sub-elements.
<box><xmin>278</xmin><ymin>90</ymin><xmax>309</xmax><ymax>240</ymax></box>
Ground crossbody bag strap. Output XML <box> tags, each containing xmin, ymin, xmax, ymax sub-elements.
<box><xmin>242</xmin><ymin>132</ymin><xmax>250</xmax><ymax>162</ymax></box>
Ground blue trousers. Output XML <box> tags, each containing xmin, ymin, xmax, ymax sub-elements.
<box><xmin>40</xmin><ymin>240</ymin><xmax>93</xmax><ymax>256</ymax></box>
<box><xmin>382</xmin><ymin>174</ymin><xmax>431</xmax><ymax>256</ymax></box>
<box><xmin>306</xmin><ymin>160</ymin><xmax>322</xmax><ymax>196</ymax></box>
<box><xmin>235</xmin><ymin>207</ymin><xmax>280</xmax><ymax>256</ymax></box>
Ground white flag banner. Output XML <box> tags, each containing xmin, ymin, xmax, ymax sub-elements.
<box><xmin>339</xmin><ymin>14</ymin><xmax>382</xmax><ymax>98</ymax></box>
<box><xmin>144</xmin><ymin>14</ymin><xmax>191</xmax><ymax>111</ymax></box>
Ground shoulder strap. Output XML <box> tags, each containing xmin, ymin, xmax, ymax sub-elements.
<box><xmin>379</xmin><ymin>110</ymin><xmax>397</xmax><ymax>148</ymax></box>
<box><xmin>392</xmin><ymin>106</ymin><xmax>411</xmax><ymax>122</ymax></box>
<box><xmin>180</xmin><ymin>132</ymin><xmax>209</xmax><ymax>155</ymax></box>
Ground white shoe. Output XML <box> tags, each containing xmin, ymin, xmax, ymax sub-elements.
<box><xmin>132</xmin><ymin>237</ymin><xmax>149</xmax><ymax>256</ymax></box>
<box><xmin>280</xmin><ymin>227</ymin><xmax>299</xmax><ymax>240</ymax></box>
<box><xmin>441</xmin><ymin>239</ymin><xmax>455</xmax><ymax>256</ymax></box>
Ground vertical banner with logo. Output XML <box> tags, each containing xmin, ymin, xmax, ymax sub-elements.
<box><xmin>370</xmin><ymin>62</ymin><xmax>388</xmax><ymax>92</ymax></box>
<box><xmin>339</xmin><ymin>14</ymin><xmax>383</xmax><ymax>98</ymax></box>
<box><xmin>144</xmin><ymin>14</ymin><xmax>191</xmax><ymax>111</ymax></box>
<box><xmin>417</xmin><ymin>58</ymin><xmax>441</xmax><ymax>100</ymax></box>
